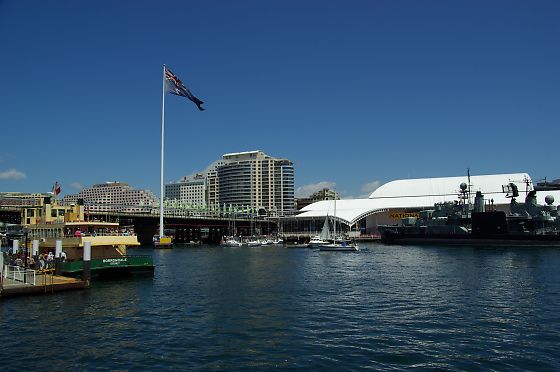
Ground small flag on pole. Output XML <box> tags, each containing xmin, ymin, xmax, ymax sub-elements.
<box><xmin>52</xmin><ymin>181</ymin><xmax>61</xmax><ymax>196</ymax></box>
<box><xmin>164</xmin><ymin>66</ymin><xmax>205</xmax><ymax>111</ymax></box>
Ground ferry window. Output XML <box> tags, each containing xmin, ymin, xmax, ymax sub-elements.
<box><xmin>51</xmin><ymin>210</ymin><xmax>57</xmax><ymax>217</ymax></box>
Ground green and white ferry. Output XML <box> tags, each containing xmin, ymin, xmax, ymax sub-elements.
<box><xmin>20</xmin><ymin>197</ymin><xmax>154</xmax><ymax>279</ymax></box>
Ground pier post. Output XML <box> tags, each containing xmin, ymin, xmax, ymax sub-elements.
<box><xmin>55</xmin><ymin>240</ymin><xmax>62</xmax><ymax>275</ymax></box>
<box><xmin>83</xmin><ymin>241</ymin><xmax>91</xmax><ymax>283</ymax></box>
<box><xmin>0</xmin><ymin>252</ymin><xmax>3</xmax><ymax>287</ymax></box>
<box><xmin>32</xmin><ymin>240</ymin><xmax>39</xmax><ymax>257</ymax></box>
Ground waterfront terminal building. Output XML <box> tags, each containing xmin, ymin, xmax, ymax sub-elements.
<box><xmin>294</xmin><ymin>173</ymin><xmax>560</xmax><ymax>236</ymax></box>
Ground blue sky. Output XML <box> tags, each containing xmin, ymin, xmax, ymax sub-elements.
<box><xmin>1</xmin><ymin>1</ymin><xmax>559</xmax><ymax>199</ymax></box>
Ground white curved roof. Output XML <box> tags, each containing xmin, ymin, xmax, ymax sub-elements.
<box><xmin>297</xmin><ymin>173</ymin><xmax>546</xmax><ymax>225</ymax></box>
<box><xmin>369</xmin><ymin>173</ymin><xmax>531</xmax><ymax>199</ymax></box>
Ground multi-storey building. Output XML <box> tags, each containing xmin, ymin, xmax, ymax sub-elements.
<box><xmin>206</xmin><ymin>167</ymin><xmax>219</xmax><ymax>209</ymax></box>
<box><xmin>214</xmin><ymin>150</ymin><xmax>295</xmax><ymax>216</ymax></box>
<box><xmin>311</xmin><ymin>188</ymin><xmax>340</xmax><ymax>201</ymax></box>
<box><xmin>168</xmin><ymin>150</ymin><xmax>295</xmax><ymax>216</ymax></box>
<box><xmin>62</xmin><ymin>182</ymin><xmax>159</xmax><ymax>213</ymax></box>
<box><xmin>165</xmin><ymin>173</ymin><xmax>207</xmax><ymax>207</ymax></box>
<box><xmin>295</xmin><ymin>188</ymin><xmax>339</xmax><ymax>210</ymax></box>
<box><xmin>0</xmin><ymin>192</ymin><xmax>48</xmax><ymax>207</ymax></box>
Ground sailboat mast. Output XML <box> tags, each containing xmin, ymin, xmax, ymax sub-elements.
<box><xmin>333</xmin><ymin>198</ymin><xmax>336</xmax><ymax>243</ymax></box>
<box><xmin>159</xmin><ymin>65</ymin><xmax>166</xmax><ymax>237</ymax></box>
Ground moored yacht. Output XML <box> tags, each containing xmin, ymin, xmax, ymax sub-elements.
<box><xmin>308</xmin><ymin>235</ymin><xmax>329</xmax><ymax>248</ymax></box>
<box><xmin>220</xmin><ymin>236</ymin><xmax>243</xmax><ymax>247</ymax></box>
<box><xmin>318</xmin><ymin>240</ymin><xmax>359</xmax><ymax>252</ymax></box>
<box><xmin>316</xmin><ymin>199</ymin><xmax>359</xmax><ymax>252</ymax></box>
<box><xmin>153</xmin><ymin>234</ymin><xmax>173</xmax><ymax>248</ymax></box>
<box><xmin>246</xmin><ymin>236</ymin><xmax>262</xmax><ymax>247</ymax></box>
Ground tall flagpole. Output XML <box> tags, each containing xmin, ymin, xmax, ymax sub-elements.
<box><xmin>159</xmin><ymin>65</ymin><xmax>166</xmax><ymax>238</ymax></box>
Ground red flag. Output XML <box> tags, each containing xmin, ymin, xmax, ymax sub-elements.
<box><xmin>52</xmin><ymin>182</ymin><xmax>61</xmax><ymax>196</ymax></box>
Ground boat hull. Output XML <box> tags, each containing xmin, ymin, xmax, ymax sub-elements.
<box><xmin>381</xmin><ymin>231</ymin><xmax>560</xmax><ymax>247</ymax></box>
<box><xmin>61</xmin><ymin>256</ymin><xmax>155</xmax><ymax>279</ymax></box>
<box><xmin>221</xmin><ymin>242</ymin><xmax>243</xmax><ymax>247</ymax></box>
<box><xmin>153</xmin><ymin>235</ymin><xmax>173</xmax><ymax>248</ymax></box>
<box><xmin>286</xmin><ymin>244</ymin><xmax>310</xmax><ymax>248</ymax></box>
<box><xmin>318</xmin><ymin>244</ymin><xmax>359</xmax><ymax>252</ymax></box>
<box><xmin>308</xmin><ymin>240</ymin><xmax>329</xmax><ymax>248</ymax></box>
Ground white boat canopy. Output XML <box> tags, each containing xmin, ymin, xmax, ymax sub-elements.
<box><xmin>295</xmin><ymin>173</ymin><xmax>560</xmax><ymax>226</ymax></box>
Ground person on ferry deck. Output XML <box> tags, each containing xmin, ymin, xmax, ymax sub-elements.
<box><xmin>47</xmin><ymin>251</ymin><xmax>54</xmax><ymax>268</ymax></box>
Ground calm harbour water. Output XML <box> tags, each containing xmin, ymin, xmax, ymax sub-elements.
<box><xmin>1</xmin><ymin>243</ymin><xmax>560</xmax><ymax>370</ymax></box>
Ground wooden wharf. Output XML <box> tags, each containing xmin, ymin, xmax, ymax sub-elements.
<box><xmin>1</xmin><ymin>270</ymin><xmax>88</xmax><ymax>299</ymax></box>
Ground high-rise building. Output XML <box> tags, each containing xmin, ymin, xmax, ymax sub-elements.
<box><xmin>169</xmin><ymin>150</ymin><xmax>295</xmax><ymax>216</ymax></box>
<box><xmin>214</xmin><ymin>150</ymin><xmax>295</xmax><ymax>216</ymax></box>
<box><xmin>62</xmin><ymin>182</ymin><xmax>158</xmax><ymax>213</ymax></box>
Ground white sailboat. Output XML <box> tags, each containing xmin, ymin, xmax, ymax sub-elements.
<box><xmin>220</xmin><ymin>236</ymin><xmax>243</xmax><ymax>247</ymax></box>
<box><xmin>221</xmin><ymin>207</ymin><xmax>242</xmax><ymax>247</ymax></box>
<box><xmin>308</xmin><ymin>216</ymin><xmax>331</xmax><ymax>247</ymax></box>
<box><xmin>318</xmin><ymin>198</ymin><xmax>358</xmax><ymax>252</ymax></box>
<box><xmin>246</xmin><ymin>237</ymin><xmax>262</xmax><ymax>247</ymax></box>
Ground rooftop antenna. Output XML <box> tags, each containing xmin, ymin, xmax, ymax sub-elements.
<box><xmin>523</xmin><ymin>175</ymin><xmax>532</xmax><ymax>196</ymax></box>
<box><xmin>467</xmin><ymin>168</ymin><xmax>472</xmax><ymax>214</ymax></box>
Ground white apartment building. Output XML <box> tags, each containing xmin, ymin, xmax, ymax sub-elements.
<box><xmin>170</xmin><ymin>150</ymin><xmax>296</xmax><ymax>216</ymax></box>
<box><xmin>215</xmin><ymin>150</ymin><xmax>295</xmax><ymax>216</ymax></box>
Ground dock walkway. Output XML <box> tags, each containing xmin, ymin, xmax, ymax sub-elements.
<box><xmin>1</xmin><ymin>270</ymin><xmax>88</xmax><ymax>298</ymax></box>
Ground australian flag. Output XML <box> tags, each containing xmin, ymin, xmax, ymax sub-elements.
<box><xmin>164</xmin><ymin>66</ymin><xmax>205</xmax><ymax>111</ymax></box>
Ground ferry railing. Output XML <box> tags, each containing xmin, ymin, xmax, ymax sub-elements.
<box><xmin>62</xmin><ymin>231</ymin><xmax>138</xmax><ymax>238</ymax></box>
<box><xmin>2</xmin><ymin>265</ymin><xmax>37</xmax><ymax>285</ymax></box>
<box><xmin>39</xmin><ymin>269</ymin><xmax>55</xmax><ymax>293</ymax></box>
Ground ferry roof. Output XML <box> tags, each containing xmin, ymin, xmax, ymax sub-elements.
<box><xmin>297</xmin><ymin>173</ymin><xmax>560</xmax><ymax>225</ymax></box>
<box><xmin>27</xmin><ymin>221</ymin><xmax>120</xmax><ymax>229</ymax></box>
<box><xmin>63</xmin><ymin>221</ymin><xmax>119</xmax><ymax>227</ymax></box>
